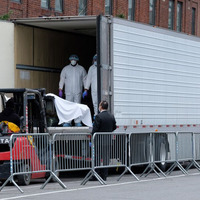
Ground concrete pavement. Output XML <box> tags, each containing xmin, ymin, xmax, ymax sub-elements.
<box><xmin>0</xmin><ymin>169</ymin><xmax>200</xmax><ymax>200</ymax></box>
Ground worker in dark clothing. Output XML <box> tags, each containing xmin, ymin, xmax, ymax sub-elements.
<box><xmin>0</xmin><ymin>98</ymin><xmax>20</xmax><ymax>129</ymax></box>
<box><xmin>92</xmin><ymin>101</ymin><xmax>116</xmax><ymax>134</ymax></box>
<box><xmin>91</xmin><ymin>100</ymin><xmax>116</xmax><ymax>181</ymax></box>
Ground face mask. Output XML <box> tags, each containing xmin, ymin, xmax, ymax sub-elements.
<box><xmin>94</xmin><ymin>61</ymin><xmax>97</xmax><ymax>66</ymax></box>
<box><xmin>71</xmin><ymin>60</ymin><xmax>77</xmax><ymax>66</ymax></box>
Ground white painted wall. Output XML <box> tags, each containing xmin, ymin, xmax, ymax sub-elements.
<box><xmin>0</xmin><ymin>20</ymin><xmax>14</xmax><ymax>88</ymax></box>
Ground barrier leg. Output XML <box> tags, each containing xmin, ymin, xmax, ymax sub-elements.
<box><xmin>81</xmin><ymin>170</ymin><xmax>93</xmax><ymax>185</ymax></box>
<box><xmin>185</xmin><ymin>160</ymin><xmax>200</xmax><ymax>171</ymax></box>
<box><xmin>166</xmin><ymin>161</ymin><xmax>188</xmax><ymax>175</ymax></box>
<box><xmin>154</xmin><ymin>163</ymin><xmax>166</xmax><ymax>177</ymax></box>
<box><xmin>117</xmin><ymin>166</ymin><xmax>139</xmax><ymax>181</ymax></box>
<box><xmin>0</xmin><ymin>177</ymin><xmax>11</xmax><ymax>192</ymax></box>
<box><xmin>0</xmin><ymin>177</ymin><xmax>13</xmax><ymax>192</ymax></box>
<box><xmin>12</xmin><ymin>179</ymin><xmax>24</xmax><ymax>193</ymax></box>
<box><xmin>140</xmin><ymin>164</ymin><xmax>150</xmax><ymax>177</ymax></box>
<box><xmin>81</xmin><ymin>169</ymin><xmax>106</xmax><ymax>185</ymax></box>
<box><xmin>165</xmin><ymin>162</ymin><xmax>176</xmax><ymax>175</ymax></box>
<box><xmin>177</xmin><ymin>162</ymin><xmax>188</xmax><ymax>174</ymax></box>
<box><xmin>141</xmin><ymin>164</ymin><xmax>160</xmax><ymax>178</ymax></box>
<box><xmin>0</xmin><ymin>175</ymin><xmax>23</xmax><ymax>193</ymax></box>
<box><xmin>41</xmin><ymin>172</ymin><xmax>66</xmax><ymax>189</ymax></box>
<box><xmin>141</xmin><ymin>163</ymin><xmax>166</xmax><ymax>178</ymax></box>
<box><xmin>194</xmin><ymin>161</ymin><xmax>200</xmax><ymax>171</ymax></box>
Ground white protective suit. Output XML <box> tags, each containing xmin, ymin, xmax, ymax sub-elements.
<box><xmin>85</xmin><ymin>64</ymin><xmax>98</xmax><ymax>116</ymax></box>
<box><xmin>59</xmin><ymin>64</ymin><xmax>87</xmax><ymax>123</ymax></box>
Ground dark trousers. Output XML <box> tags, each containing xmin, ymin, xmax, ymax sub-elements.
<box><xmin>94</xmin><ymin>135</ymin><xmax>110</xmax><ymax>178</ymax></box>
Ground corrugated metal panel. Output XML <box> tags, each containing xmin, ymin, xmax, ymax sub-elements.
<box><xmin>112</xmin><ymin>19</ymin><xmax>200</xmax><ymax>126</ymax></box>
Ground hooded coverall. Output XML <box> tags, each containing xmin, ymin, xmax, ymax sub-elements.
<box><xmin>59</xmin><ymin>64</ymin><xmax>87</xmax><ymax>123</ymax></box>
<box><xmin>85</xmin><ymin>64</ymin><xmax>98</xmax><ymax>116</ymax></box>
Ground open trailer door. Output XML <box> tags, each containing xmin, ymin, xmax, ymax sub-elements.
<box><xmin>97</xmin><ymin>15</ymin><xmax>112</xmax><ymax>111</ymax></box>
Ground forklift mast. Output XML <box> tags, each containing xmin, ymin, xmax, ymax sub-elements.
<box><xmin>0</xmin><ymin>88</ymin><xmax>47</xmax><ymax>133</ymax></box>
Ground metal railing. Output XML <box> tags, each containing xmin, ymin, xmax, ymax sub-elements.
<box><xmin>128</xmin><ymin>132</ymin><xmax>166</xmax><ymax>178</ymax></box>
<box><xmin>81</xmin><ymin>132</ymin><xmax>128</xmax><ymax>185</ymax></box>
<box><xmin>0</xmin><ymin>133</ymin><xmax>66</xmax><ymax>193</ymax></box>
<box><xmin>53</xmin><ymin>132</ymin><xmax>92</xmax><ymax>172</ymax></box>
<box><xmin>185</xmin><ymin>132</ymin><xmax>200</xmax><ymax>171</ymax></box>
<box><xmin>166</xmin><ymin>132</ymin><xmax>190</xmax><ymax>175</ymax></box>
<box><xmin>1</xmin><ymin>131</ymin><xmax>200</xmax><ymax>193</ymax></box>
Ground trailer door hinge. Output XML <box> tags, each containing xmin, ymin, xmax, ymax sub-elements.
<box><xmin>101</xmin><ymin>64</ymin><xmax>110</xmax><ymax>70</ymax></box>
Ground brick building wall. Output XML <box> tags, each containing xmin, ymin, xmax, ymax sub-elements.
<box><xmin>0</xmin><ymin>0</ymin><xmax>200</xmax><ymax>36</ymax></box>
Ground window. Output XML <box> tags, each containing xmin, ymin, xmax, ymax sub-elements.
<box><xmin>78</xmin><ymin>0</ymin><xmax>87</xmax><ymax>16</ymax></box>
<box><xmin>11</xmin><ymin>0</ymin><xmax>21</xmax><ymax>2</ymax></box>
<box><xmin>105</xmin><ymin>0</ymin><xmax>112</xmax><ymax>15</ymax></box>
<box><xmin>168</xmin><ymin>0</ymin><xmax>174</xmax><ymax>30</ymax></box>
<box><xmin>128</xmin><ymin>0</ymin><xmax>135</xmax><ymax>21</ymax></box>
<box><xmin>176</xmin><ymin>1</ymin><xmax>183</xmax><ymax>32</ymax></box>
<box><xmin>191</xmin><ymin>7</ymin><xmax>196</xmax><ymax>35</ymax></box>
<box><xmin>55</xmin><ymin>0</ymin><xmax>63</xmax><ymax>12</ymax></box>
<box><xmin>41</xmin><ymin>0</ymin><xmax>50</xmax><ymax>9</ymax></box>
<box><xmin>149</xmin><ymin>0</ymin><xmax>156</xmax><ymax>25</ymax></box>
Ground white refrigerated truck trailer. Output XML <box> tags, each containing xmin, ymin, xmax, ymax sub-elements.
<box><xmin>5</xmin><ymin>15</ymin><xmax>200</xmax><ymax>130</ymax></box>
<box><xmin>1</xmin><ymin>15</ymin><xmax>200</xmax><ymax>169</ymax></box>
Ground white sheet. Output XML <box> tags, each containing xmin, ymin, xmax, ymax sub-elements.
<box><xmin>46</xmin><ymin>93</ymin><xmax>92</xmax><ymax>127</ymax></box>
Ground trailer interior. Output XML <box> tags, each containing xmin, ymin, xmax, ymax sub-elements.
<box><xmin>13</xmin><ymin>16</ymin><xmax>97</xmax><ymax>116</ymax></box>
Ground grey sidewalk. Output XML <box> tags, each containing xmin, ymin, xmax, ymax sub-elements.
<box><xmin>1</xmin><ymin>169</ymin><xmax>200</xmax><ymax>200</ymax></box>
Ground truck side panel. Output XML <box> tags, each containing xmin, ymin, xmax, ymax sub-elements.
<box><xmin>112</xmin><ymin>18</ymin><xmax>200</xmax><ymax>126</ymax></box>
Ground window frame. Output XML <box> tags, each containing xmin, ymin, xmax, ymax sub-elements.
<box><xmin>176</xmin><ymin>1</ymin><xmax>183</xmax><ymax>32</ymax></box>
<box><xmin>105</xmin><ymin>0</ymin><xmax>112</xmax><ymax>15</ymax></box>
<box><xmin>191</xmin><ymin>7</ymin><xmax>196</xmax><ymax>35</ymax></box>
<box><xmin>128</xmin><ymin>0</ymin><xmax>135</xmax><ymax>21</ymax></box>
<box><xmin>41</xmin><ymin>0</ymin><xmax>50</xmax><ymax>9</ymax></box>
<box><xmin>55</xmin><ymin>0</ymin><xmax>63</xmax><ymax>12</ymax></box>
<box><xmin>168</xmin><ymin>0</ymin><xmax>174</xmax><ymax>30</ymax></box>
<box><xmin>149</xmin><ymin>0</ymin><xmax>156</xmax><ymax>25</ymax></box>
<box><xmin>11</xmin><ymin>0</ymin><xmax>21</xmax><ymax>2</ymax></box>
<box><xmin>78</xmin><ymin>0</ymin><xmax>88</xmax><ymax>16</ymax></box>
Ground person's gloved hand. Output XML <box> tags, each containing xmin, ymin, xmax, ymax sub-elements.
<box><xmin>82</xmin><ymin>90</ymin><xmax>88</xmax><ymax>99</ymax></box>
<box><xmin>59</xmin><ymin>90</ymin><xmax>63</xmax><ymax>97</ymax></box>
<box><xmin>89</xmin><ymin>142</ymin><xmax>92</xmax><ymax>147</ymax></box>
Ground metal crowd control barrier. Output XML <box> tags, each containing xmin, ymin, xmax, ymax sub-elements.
<box><xmin>48</xmin><ymin>132</ymin><xmax>92</xmax><ymax>180</ymax></box>
<box><xmin>185</xmin><ymin>132</ymin><xmax>200</xmax><ymax>171</ymax></box>
<box><xmin>128</xmin><ymin>131</ymin><xmax>200</xmax><ymax>178</ymax></box>
<box><xmin>166</xmin><ymin>132</ymin><xmax>193</xmax><ymax>175</ymax></box>
<box><xmin>2</xmin><ymin>131</ymin><xmax>200</xmax><ymax>193</ymax></box>
<box><xmin>0</xmin><ymin>133</ymin><xmax>66</xmax><ymax>193</ymax></box>
<box><xmin>81</xmin><ymin>132</ymin><xmax>128</xmax><ymax>185</ymax></box>
<box><xmin>127</xmin><ymin>132</ymin><xmax>166</xmax><ymax>178</ymax></box>
<box><xmin>150</xmin><ymin>132</ymin><xmax>176</xmax><ymax>177</ymax></box>
<box><xmin>120</xmin><ymin>132</ymin><xmax>150</xmax><ymax>180</ymax></box>
<box><xmin>193</xmin><ymin>133</ymin><xmax>200</xmax><ymax>170</ymax></box>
